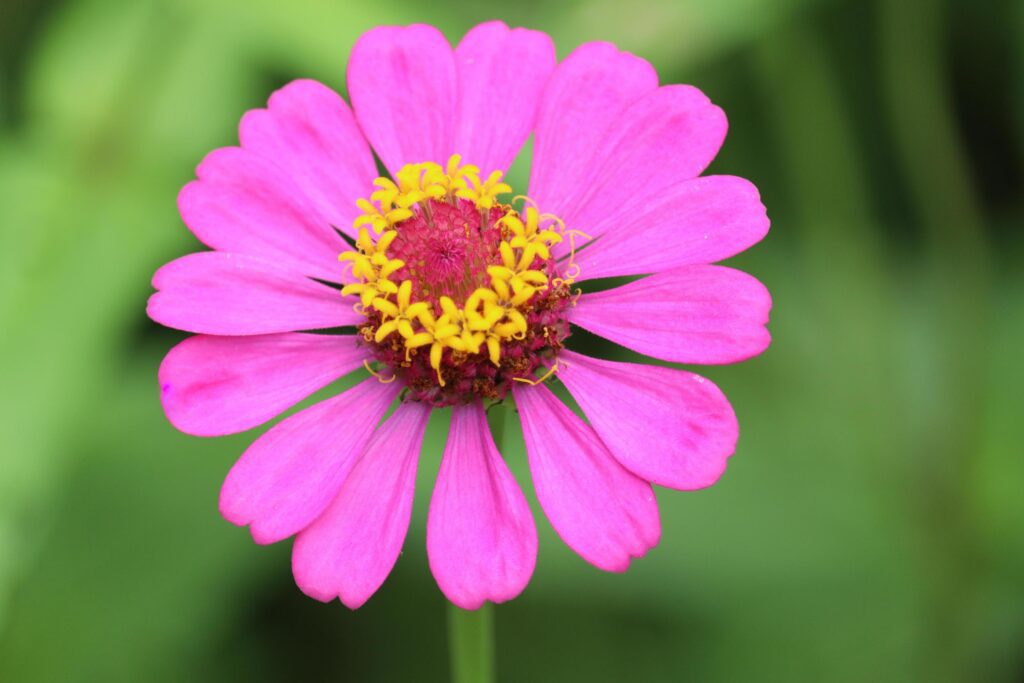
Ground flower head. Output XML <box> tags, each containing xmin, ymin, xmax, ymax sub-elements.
<box><xmin>148</xmin><ymin>21</ymin><xmax>771</xmax><ymax>609</ymax></box>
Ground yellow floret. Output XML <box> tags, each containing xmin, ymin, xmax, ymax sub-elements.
<box><xmin>456</xmin><ymin>169</ymin><xmax>512</xmax><ymax>209</ymax></box>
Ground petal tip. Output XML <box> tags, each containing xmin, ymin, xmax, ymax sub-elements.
<box><xmin>248</xmin><ymin>523</ymin><xmax>283</xmax><ymax>546</ymax></box>
<box><xmin>291</xmin><ymin>564</ymin><xmax>340</xmax><ymax>605</ymax></box>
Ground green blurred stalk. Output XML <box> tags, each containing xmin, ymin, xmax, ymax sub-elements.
<box><xmin>752</xmin><ymin>12</ymin><xmax>894</xmax><ymax>484</ymax></box>
<box><xmin>879</xmin><ymin>0</ymin><xmax>991</xmax><ymax>680</ymax></box>
<box><xmin>448</xmin><ymin>602</ymin><xmax>495</xmax><ymax>683</ymax></box>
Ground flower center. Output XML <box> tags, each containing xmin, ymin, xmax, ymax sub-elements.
<box><xmin>339</xmin><ymin>155</ymin><xmax>578</xmax><ymax>407</ymax></box>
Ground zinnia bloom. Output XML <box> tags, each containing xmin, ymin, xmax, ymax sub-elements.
<box><xmin>148</xmin><ymin>21</ymin><xmax>771</xmax><ymax>609</ymax></box>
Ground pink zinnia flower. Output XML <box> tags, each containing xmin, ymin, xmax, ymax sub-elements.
<box><xmin>148</xmin><ymin>21</ymin><xmax>771</xmax><ymax>610</ymax></box>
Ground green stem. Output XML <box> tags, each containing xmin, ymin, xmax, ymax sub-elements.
<box><xmin>447</xmin><ymin>602</ymin><xmax>495</xmax><ymax>683</ymax></box>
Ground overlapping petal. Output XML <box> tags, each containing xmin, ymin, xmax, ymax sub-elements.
<box><xmin>147</xmin><ymin>252</ymin><xmax>360</xmax><ymax>335</ymax></box>
<box><xmin>572</xmin><ymin>176</ymin><xmax>769</xmax><ymax>280</ymax></box>
<box><xmin>514</xmin><ymin>384</ymin><xmax>660</xmax><ymax>572</ymax></box>
<box><xmin>159</xmin><ymin>333</ymin><xmax>367</xmax><ymax>437</ymax></box>
<box><xmin>558</xmin><ymin>351</ymin><xmax>738</xmax><ymax>490</ymax></box>
<box><xmin>427</xmin><ymin>403</ymin><xmax>537</xmax><ymax>609</ymax></box>
<box><xmin>219</xmin><ymin>378</ymin><xmax>399</xmax><ymax>545</ymax></box>
<box><xmin>348</xmin><ymin>24</ymin><xmax>456</xmax><ymax>174</ymax></box>
<box><xmin>179</xmin><ymin>147</ymin><xmax>346</xmax><ymax>281</ymax></box>
<box><xmin>453</xmin><ymin>21</ymin><xmax>555</xmax><ymax>173</ymax></box>
<box><xmin>239</xmin><ymin>79</ymin><xmax>378</xmax><ymax>239</ymax></box>
<box><xmin>529</xmin><ymin>42</ymin><xmax>658</xmax><ymax>220</ymax></box>
<box><xmin>571</xmin><ymin>265</ymin><xmax>771</xmax><ymax>365</ymax></box>
<box><xmin>292</xmin><ymin>402</ymin><xmax>431</xmax><ymax>608</ymax></box>
<box><xmin>550</xmin><ymin>85</ymin><xmax>728</xmax><ymax>258</ymax></box>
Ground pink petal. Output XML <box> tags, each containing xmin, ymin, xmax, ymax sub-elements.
<box><xmin>239</xmin><ymin>79</ymin><xmax>378</xmax><ymax>240</ymax></box>
<box><xmin>219</xmin><ymin>378</ymin><xmax>400</xmax><ymax>545</ymax></box>
<box><xmin>571</xmin><ymin>265</ymin><xmax>772</xmax><ymax>365</ymax></box>
<box><xmin>453</xmin><ymin>21</ymin><xmax>555</xmax><ymax>172</ymax></box>
<box><xmin>348</xmin><ymin>25</ymin><xmax>456</xmax><ymax>173</ymax></box>
<box><xmin>427</xmin><ymin>403</ymin><xmax>537</xmax><ymax>609</ymax></box>
<box><xmin>528</xmin><ymin>42</ymin><xmax>658</xmax><ymax>220</ymax></box>
<box><xmin>147</xmin><ymin>252</ymin><xmax>360</xmax><ymax>336</ymax></box>
<box><xmin>159</xmin><ymin>333</ymin><xmax>368</xmax><ymax>437</ymax></box>
<box><xmin>552</xmin><ymin>85</ymin><xmax>728</xmax><ymax>259</ymax></box>
<box><xmin>513</xmin><ymin>384</ymin><xmax>660</xmax><ymax>572</ymax></box>
<box><xmin>292</xmin><ymin>402</ymin><xmax>431</xmax><ymax>608</ymax></box>
<box><xmin>558</xmin><ymin>351</ymin><xmax>738</xmax><ymax>490</ymax></box>
<box><xmin>178</xmin><ymin>148</ymin><xmax>346</xmax><ymax>281</ymax></box>
<box><xmin>572</xmin><ymin>176</ymin><xmax>769</xmax><ymax>281</ymax></box>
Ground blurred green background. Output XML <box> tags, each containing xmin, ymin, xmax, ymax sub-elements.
<box><xmin>1</xmin><ymin>0</ymin><xmax>1022</xmax><ymax>680</ymax></box>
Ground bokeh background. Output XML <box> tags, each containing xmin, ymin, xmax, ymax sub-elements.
<box><xmin>1</xmin><ymin>0</ymin><xmax>1022</xmax><ymax>680</ymax></box>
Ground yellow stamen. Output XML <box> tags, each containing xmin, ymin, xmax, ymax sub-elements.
<box><xmin>363</xmin><ymin>359</ymin><xmax>396</xmax><ymax>383</ymax></box>
<box><xmin>512</xmin><ymin>362</ymin><xmax>559</xmax><ymax>386</ymax></box>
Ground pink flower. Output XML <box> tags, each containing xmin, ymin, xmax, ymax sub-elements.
<box><xmin>148</xmin><ymin>21</ymin><xmax>771</xmax><ymax>610</ymax></box>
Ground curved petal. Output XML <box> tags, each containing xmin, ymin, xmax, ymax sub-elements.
<box><xmin>558</xmin><ymin>351</ymin><xmax>738</xmax><ymax>490</ymax></box>
<box><xmin>348</xmin><ymin>24</ymin><xmax>456</xmax><ymax>174</ymax></box>
<box><xmin>147</xmin><ymin>252</ymin><xmax>360</xmax><ymax>336</ymax></box>
<box><xmin>571</xmin><ymin>265</ymin><xmax>771</xmax><ymax>365</ymax></box>
<box><xmin>239</xmin><ymin>79</ymin><xmax>378</xmax><ymax>239</ymax></box>
<box><xmin>572</xmin><ymin>176</ymin><xmax>769</xmax><ymax>281</ymax></box>
<box><xmin>292</xmin><ymin>402</ymin><xmax>431</xmax><ymax>608</ymax></box>
<box><xmin>552</xmin><ymin>85</ymin><xmax>728</xmax><ymax>258</ymax></box>
<box><xmin>178</xmin><ymin>147</ymin><xmax>346</xmax><ymax>281</ymax></box>
<box><xmin>513</xmin><ymin>384</ymin><xmax>660</xmax><ymax>572</ymax></box>
<box><xmin>219</xmin><ymin>377</ymin><xmax>400</xmax><ymax>545</ymax></box>
<box><xmin>427</xmin><ymin>403</ymin><xmax>537</xmax><ymax>609</ymax></box>
<box><xmin>528</xmin><ymin>42</ymin><xmax>658</xmax><ymax>220</ymax></box>
<box><xmin>453</xmin><ymin>21</ymin><xmax>555</xmax><ymax>172</ymax></box>
<box><xmin>159</xmin><ymin>333</ymin><xmax>368</xmax><ymax>437</ymax></box>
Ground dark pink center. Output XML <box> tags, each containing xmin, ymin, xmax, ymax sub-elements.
<box><xmin>386</xmin><ymin>198</ymin><xmax>506</xmax><ymax>310</ymax></box>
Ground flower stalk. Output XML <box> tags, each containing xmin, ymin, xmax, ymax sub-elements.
<box><xmin>448</xmin><ymin>602</ymin><xmax>495</xmax><ymax>683</ymax></box>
